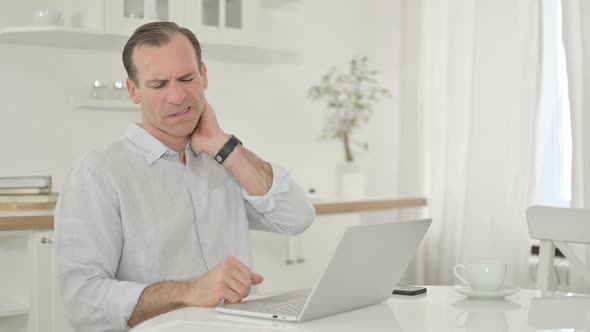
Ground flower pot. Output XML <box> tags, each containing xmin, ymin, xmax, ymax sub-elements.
<box><xmin>335</xmin><ymin>161</ymin><xmax>365</xmax><ymax>198</ymax></box>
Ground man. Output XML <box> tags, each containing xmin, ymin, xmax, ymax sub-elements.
<box><xmin>55</xmin><ymin>21</ymin><xmax>314</xmax><ymax>332</ymax></box>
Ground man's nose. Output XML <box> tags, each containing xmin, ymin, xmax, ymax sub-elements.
<box><xmin>166</xmin><ymin>84</ymin><xmax>186</xmax><ymax>105</ymax></box>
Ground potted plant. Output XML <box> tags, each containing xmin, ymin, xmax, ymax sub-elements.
<box><xmin>308</xmin><ymin>55</ymin><xmax>390</xmax><ymax>163</ymax></box>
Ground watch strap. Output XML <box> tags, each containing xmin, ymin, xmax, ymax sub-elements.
<box><xmin>215</xmin><ymin>135</ymin><xmax>242</xmax><ymax>164</ymax></box>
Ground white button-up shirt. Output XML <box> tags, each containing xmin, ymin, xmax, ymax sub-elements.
<box><xmin>55</xmin><ymin>123</ymin><xmax>315</xmax><ymax>332</ymax></box>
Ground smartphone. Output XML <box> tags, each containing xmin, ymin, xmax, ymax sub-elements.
<box><xmin>392</xmin><ymin>285</ymin><xmax>427</xmax><ymax>296</ymax></box>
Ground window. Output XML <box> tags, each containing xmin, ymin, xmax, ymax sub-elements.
<box><xmin>534</xmin><ymin>0</ymin><xmax>572</xmax><ymax>208</ymax></box>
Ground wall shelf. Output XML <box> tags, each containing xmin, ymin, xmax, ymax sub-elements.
<box><xmin>260</xmin><ymin>0</ymin><xmax>300</xmax><ymax>9</ymax></box>
<box><xmin>0</xmin><ymin>26</ymin><xmax>125</xmax><ymax>51</ymax></box>
<box><xmin>0</xmin><ymin>26</ymin><xmax>300</xmax><ymax>64</ymax></box>
<box><xmin>75</xmin><ymin>99</ymin><xmax>139</xmax><ymax>111</ymax></box>
<box><xmin>0</xmin><ymin>297</ymin><xmax>28</xmax><ymax>318</ymax></box>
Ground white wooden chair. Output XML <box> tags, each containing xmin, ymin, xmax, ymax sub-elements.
<box><xmin>526</xmin><ymin>205</ymin><xmax>590</xmax><ymax>291</ymax></box>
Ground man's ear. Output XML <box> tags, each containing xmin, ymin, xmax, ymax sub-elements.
<box><xmin>201</xmin><ymin>63</ymin><xmax>208</xmax><ymax>90</ymax></box>
<box><xmin>126</xmin><ymin>78</ymin><xmax>141</xmax><ymax>104</ymax></box>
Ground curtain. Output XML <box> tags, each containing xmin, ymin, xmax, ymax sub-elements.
<box><xmin>410</xmin><ymin>0</ymin><xmax>542</xmax><ymax>286</ymax></box>
<box><xmin>562</xmin><ymin>1</ymin><xmax>590</xmax><ymax>209</ymax></box>
<box><xmin>561</xmin><ymin>0</ymin><xmax>590</xmax><ymax>292</ymax></box>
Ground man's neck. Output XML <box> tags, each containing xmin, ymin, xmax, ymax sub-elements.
<box><xmin>141</xmin><ymin>121</ymin><xmax>189</xmax><ymax>161</ymax></box>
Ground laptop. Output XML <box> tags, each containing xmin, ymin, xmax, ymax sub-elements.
<box><xmin>216</xmin><ymin>218</ymin><xmax>432</xmax><ymax>322</ymax></box>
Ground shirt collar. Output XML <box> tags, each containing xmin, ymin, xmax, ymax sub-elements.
<box><xmin>126</xmin><ymin>122</ymin><xmax>172</xmax><ymax>165</ymax></box>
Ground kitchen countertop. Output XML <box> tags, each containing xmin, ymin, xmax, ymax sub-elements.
<box><xmin>0</xmin><ymin>197</ymin><xmax>427</xmax><ymax>231</ymax></box>
<box><xmin>0</xmin><ymin>210</ymin><xmax>54</xmax><ymax>231</ymax></box>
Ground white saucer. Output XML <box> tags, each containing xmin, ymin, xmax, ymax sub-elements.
<box><xmin>452</xmin><ymin>284</ymin><xmax>520</xmax><ymax>299</ymax></box>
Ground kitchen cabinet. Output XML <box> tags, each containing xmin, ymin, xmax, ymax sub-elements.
<box><xmin>32</xmin><ymin>232</ymin><xmax>53</xmax><ymax>331</ymax></box>
<box><xmin>105</xmin><ymin>0</ymin><xmax>260</xmax><ymax>47</ymax></box>
<box><xmin>0</xmin><ymin>230</ymin><xmax>73</xmax><ymax>332</ymax></box>
<box><xmin>31</xmin><ymin>231</ymin><xmax>74</xmax><ymax>332</ymax></box>
<box><xmin>105</xmin><ymin>0</ymin><xmax>185</xmax><ymax>36</ymax></box>
<box><xmin>185</xmin><ymin>0</ymin><xmax>260</xmax><ymax>47</ymax></box>
<box><xmin>0</xmin><ymin>0</ymin><xmax>298</xmax><ymax>64</ymax></box>
<box><xmin>0</xmin><ymin>232</ymin><xmax>30</xmax><ymax>332</ymax></box>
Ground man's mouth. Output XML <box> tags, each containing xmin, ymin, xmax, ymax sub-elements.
<box><xmin>170</xmin><ymin>107</ymin><xmax>191</xmax><ymax>117</ymax></box>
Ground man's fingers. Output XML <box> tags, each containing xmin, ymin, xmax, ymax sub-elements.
<box><xmin>230</xmin><ymin>270</ymin><xmax>252</xmax><ymax>290</ymax></box>
<box><xmin>222</xmin><ymin>286</ymin><xmax>243</xmax><ymax>304</ymax></box>
<box><xmin>225</xmin><ymin>277</ymin><xmax>249</xmax><ymax>299</ymax></box>
<box><xmin>222</xmin><ymin>257</ymin><xmax>253</xmax><ymax>289</ymax></box>
<box><xmin>252</xmin><ymin>273</ymin><xmax>264</xmax><ymax>285</ymax></box>
<box><xmin>226</xmin><ymin>257</ymin><xmax>264</xmax><ymax>287</ymax></box>
<box><xmin>231</xmin><ymin>258</ymin><xmax>255</xmax><ymax>279</ymax></box>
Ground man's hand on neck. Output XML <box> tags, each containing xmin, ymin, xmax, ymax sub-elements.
<box><xmin>189</xmin><ymin>102</ymin><xmax>230</xmax><ymax>156</ymax></box>
<box><xmin>190</xmin><ymin>102</ymin><xmax>273</xmax><ymax>196</ymax></box>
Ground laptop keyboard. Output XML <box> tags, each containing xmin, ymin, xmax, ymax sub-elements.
<box><xmin>255</xmin><ymin>297</ymin><xmax>307</xmax><ymax>316</ymax></box>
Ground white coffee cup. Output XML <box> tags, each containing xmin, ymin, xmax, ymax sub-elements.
<box><xmin>454</xmin><ymin>261</ymin><xmax>507</xmax><ymax>292</ymax></box>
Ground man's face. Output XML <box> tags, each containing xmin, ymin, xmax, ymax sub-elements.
<box><xmin>127</xmin><ymin>34</ymin><xmax>208</xmax><ymax>141</ymax></box>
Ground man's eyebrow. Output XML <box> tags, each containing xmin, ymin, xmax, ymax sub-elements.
<box><xmin>146</xmin><ymin>78</ymin><xmax>168</xmax><ymax>85</ymax></box>
<box><xmin>146</xmin><ymin>72</ymin><xmax>196</xmax><ymax>85</ymax></box>
<box><xmin>178</xmin><ymin>72</ymin><xmax>196</xmax><ymax>80</ymax></box>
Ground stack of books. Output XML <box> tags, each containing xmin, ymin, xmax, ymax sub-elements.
<box><xmin>0</xmin><ymin>176</ymin><xmax>58</xmax><ymax>204</ymax></box>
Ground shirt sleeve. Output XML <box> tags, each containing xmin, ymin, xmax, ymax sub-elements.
<box><xmin>55</xmin><ymin>157</ymin><xmax>149</xmax><ymax>331</ymax></box>
<box><xmin>243</xmin><ymin>162</ymin><xmax>315</xmax><ymax>235</ymax></box>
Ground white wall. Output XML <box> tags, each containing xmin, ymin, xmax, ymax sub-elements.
<box><xmin>0</xmin><ymin>0</ymin><xmax>401</xmax><ymax>200</ymax></box>
<box><xmin>399</xmin><ymin>0</ymin><xmax>426</xmax><ymax>198</ymax></box>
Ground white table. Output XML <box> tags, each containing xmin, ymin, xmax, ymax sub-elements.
<box><xmin>131</xmin><ymin>286</ymin><xmax>590</xmax><ymax>332</ymax></box>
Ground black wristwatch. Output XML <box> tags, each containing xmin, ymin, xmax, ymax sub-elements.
<box><xmin>215</xmin><ymin>135</ymin><xmax>242</xmax><ymax>164</ymax></box>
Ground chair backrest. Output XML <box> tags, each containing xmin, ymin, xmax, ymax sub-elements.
<box><xmin>526</xmin><ymin>205</ymin><xmax>590</xmax><ymax>290</ymax></box>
